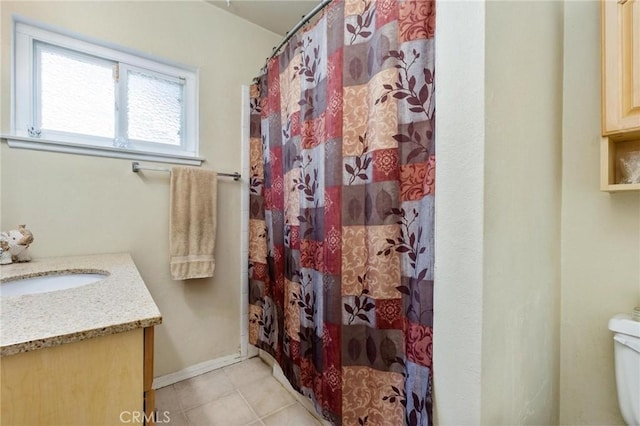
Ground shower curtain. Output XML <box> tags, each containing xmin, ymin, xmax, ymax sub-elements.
<box><xmin>248</xmin><ymin>0</ymin><xmax>435</xmax><ymax>424</ymax></box>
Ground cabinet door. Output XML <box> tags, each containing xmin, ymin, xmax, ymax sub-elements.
<box><xmin>602</xmin><ymin>0</ymin><xmax>640</xmax><ymax>136</ymax></box>
<box><xmin>0</xmin><ymin>330</ymin><xmax>143</xmax><ymax>426</ymax></box>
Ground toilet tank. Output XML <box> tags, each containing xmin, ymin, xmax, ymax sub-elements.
<box><xmin>609</xmin><ymin>314</ymin><xmax>640</xmax><ymax>426</ymax></box>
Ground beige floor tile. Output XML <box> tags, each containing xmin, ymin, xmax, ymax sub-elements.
<box><xmin>154</xmin><ymin>384</ymin><xmax>183</xmax><ymax>415</ymax></box>
<box><xmin>223</xmin><ymin>357</ymin><xmax>272</xmax><ymax>388</ymax></box>
<box><xmin>185</xmin><ymin>391</ymin><xmax>259</xmax><ymax>426</ymax></box>
<box><xmin>174</xmin><ymin>369</ymin><xmax>235</xmax><ymax>410</ymax></box>
<box><xmin>152</xmin><ymin>358</ymin><xmax>320</xmax><ymax>426</ymax></box>
<box><xmin>262</xmin><ymin>404</ymin><xmax>322</xmax><ymax>426</ymax></box>
<box><xmin>239</xmin><ymin>376</ymin><xmax>296</xmax><ymax>417</ymax></box>
<box><xmin>161</xmin><ymin>410</ymin><xmax>189</xmax><ymax>426</ymax></box>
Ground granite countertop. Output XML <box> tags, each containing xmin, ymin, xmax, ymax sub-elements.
<box><xmin>0</xmin><ymin>253</ymin><xmax>162</xmax><ymax>357</ymax></box>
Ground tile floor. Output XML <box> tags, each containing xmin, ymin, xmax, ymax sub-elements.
<box><xmin>154</xmin><ymin>357</ymin><xmax>323</xmax><ymax>426</ymax></box>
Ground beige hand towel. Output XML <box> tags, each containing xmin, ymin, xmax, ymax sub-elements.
<box><xmin>170</xmin><ymin>166</ymin><xmax>217</xmax><ymax>280</ymax></box>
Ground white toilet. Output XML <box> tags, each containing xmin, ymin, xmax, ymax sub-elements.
<box><xmin>609</xmin><ymin>312</ymin><xmax>640</xmax><ymax>425</ymax></box>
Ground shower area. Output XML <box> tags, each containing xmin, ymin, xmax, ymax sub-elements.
<box><xmin>245</xmin><ymin>1</ymin><xmax>435</xmax><ymax>424</ymax></box>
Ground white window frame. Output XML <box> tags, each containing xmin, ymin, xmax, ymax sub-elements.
<box><xmin>4</xmin><ymin>16</ymin><xmax>203</xmax><ymax>165</ymax></box>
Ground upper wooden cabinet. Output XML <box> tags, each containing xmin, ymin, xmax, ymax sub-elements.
<box><xmin>602</xmin><ymin>0</ymin><xmax>640</xmax><ymax>136</ymax></box>
<box><xmin>601</xmin><ymin>0</ymin><xmax>640</xmax><ymax>191</ymax></box>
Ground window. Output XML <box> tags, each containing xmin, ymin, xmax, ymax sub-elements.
<box><xmin>6</xmin><ymin>17</ymin><xmax>201</xmax><ymax>165</ymax></box>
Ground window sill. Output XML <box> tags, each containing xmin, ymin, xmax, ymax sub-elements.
<box><xmin>1</xmin><ymin>134</ymin><xmax>204</xmax><ymax>166</ymax></box>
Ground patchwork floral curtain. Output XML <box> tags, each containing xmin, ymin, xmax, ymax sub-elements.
<box><xmin>248</xmin><ymin>0</ymin><xmax>435</xmax><ymax>424</ymax></box>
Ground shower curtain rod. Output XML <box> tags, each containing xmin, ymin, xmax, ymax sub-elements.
<box><xmin>268</xmin><ymin>0</ymin><xmax>332</xmax><ymax>61</ymax></box>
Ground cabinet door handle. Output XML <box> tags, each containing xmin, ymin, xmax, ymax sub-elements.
<box><xmin>618</xmin><ymin>0</ymin><xmax>628</xmax><ymax>5</ymax></box>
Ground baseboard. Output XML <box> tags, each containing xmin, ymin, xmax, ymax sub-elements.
<box><xmin>153</xmin><ymin>352</ymin><xmax>252</xmax><ymax>389</ymax></box>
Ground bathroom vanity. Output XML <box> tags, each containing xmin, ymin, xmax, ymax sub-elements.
<box><xmin>0</xmin><ymin>253</ymin><xmax>162</xmax><ymax>425</ymax></box>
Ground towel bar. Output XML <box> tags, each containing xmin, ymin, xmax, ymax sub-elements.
<box><xmin>131</xmin><ymin>162</ymin><xmax>241</xmax><ymax>181</ymax></box>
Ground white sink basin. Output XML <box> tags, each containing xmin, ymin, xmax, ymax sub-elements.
<box><xmin>1</xmin><ymin>272</ymin><xmax>108</xmax><ymax>297</ymax></box>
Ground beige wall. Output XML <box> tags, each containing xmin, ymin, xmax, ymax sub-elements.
<box><xmin>438</xmin><ymin>1</ymin><xmax>639</xmax><ymax>422</ymax></box>
<box><xmin>435</xmin><ymin>1</ymin><xmax>563</xmax><ymax>423</ymax></box>
<box><xmin>560</xmin><ymin>1</ymin><xmax>640</xmax><ymax>424</ymax></box>
<box><xmin>482</xmin><ymin>1</ymin><xmax>563</xmax><ymax>423</ymax></box>
<box><xmin>0</xmin><ymin>1</ymin><xmax>280</xmax><ymax>377</ymax></box>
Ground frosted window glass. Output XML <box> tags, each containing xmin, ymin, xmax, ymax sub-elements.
<box><xmin>39</xmin><ymin>47</ymin><xmax>115</xmax><ymax>138</ymax></box>
<box><xmin>127</xmin><ymin>71</ymin><xmax>183</xmax><ymax>145</ymax></box>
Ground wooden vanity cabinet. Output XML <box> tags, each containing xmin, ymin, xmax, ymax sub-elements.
<box><xmin>601</xmin><ymin>0</ymin><xmax>640</xmax><ymax>191</ymax></box>
<box><xmin>144</xmin><ymin>326</ymin><xmax>156</xmax><ymax>426</ymax></box>
<box><xmin>0</xmin><ymin>326</ymin><xmax>155</xmax><ymax>425</ymax></box>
